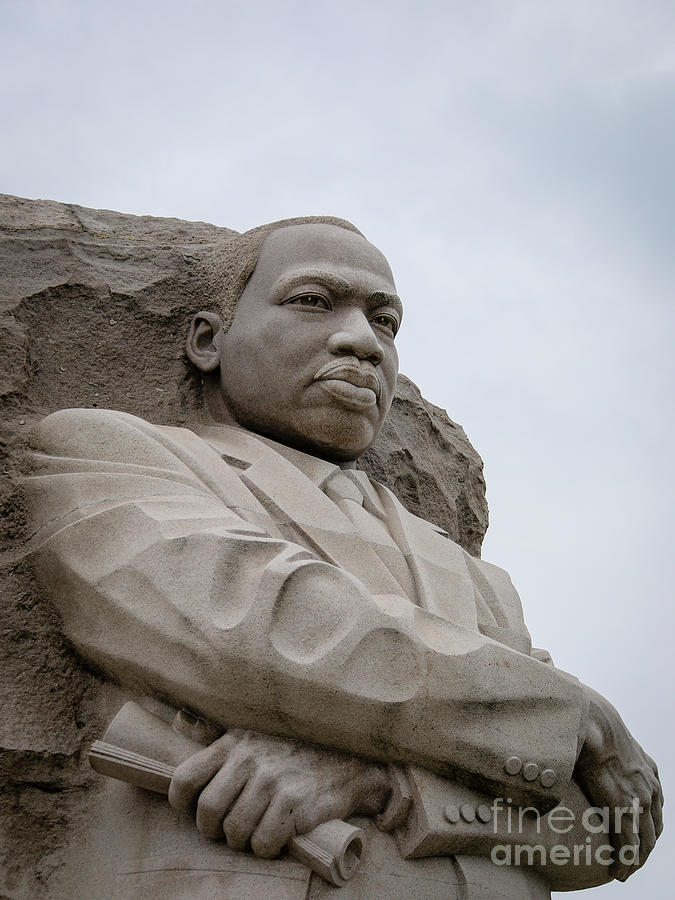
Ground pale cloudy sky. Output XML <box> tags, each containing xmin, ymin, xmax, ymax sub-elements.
<box><xmin>2</xmin><ymin>1</ymin><xmax>674</xmax><ymax>895</ymax></box>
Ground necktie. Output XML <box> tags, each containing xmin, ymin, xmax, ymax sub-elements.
<box><xmin>323</xmin><ymin>470</ymin><xmax>366</xmax><ymax>509</ymax></box>
<box><xmin>323</xmin><ymin>469</ymin><xmax>418</xmax><ymax>601</ymax></box>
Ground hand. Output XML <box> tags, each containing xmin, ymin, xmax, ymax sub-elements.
<box><xmin>575</xmin><ymin>686</ymin><xmax>663</xmax><ymax>881</ymax></box>
<box><xmin>168</xmin><ymin>728</ymin><xmax>391</xmax><ymax>858</ymax></box>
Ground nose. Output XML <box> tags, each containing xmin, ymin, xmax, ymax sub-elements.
<box><xmin>327</xmin><ymin>308</ymin><xmax>384</xmax><ymax>365</ymax></box>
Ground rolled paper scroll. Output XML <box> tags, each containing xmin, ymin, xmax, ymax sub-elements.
<box><xmin>88</xmin><ymin>701</ymin><xmax>365</xmax><ymax>888</ymax></box>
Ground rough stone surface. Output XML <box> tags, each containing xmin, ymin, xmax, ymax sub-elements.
<box><xmin>0</xmin><ymin>194</ymin><xmax>488</xmax><ymax>899</ymax></box>
<box><xmin>359</xmin><ymin>379</ymin><xmax>488</xmax><ymax>561</ymax></box>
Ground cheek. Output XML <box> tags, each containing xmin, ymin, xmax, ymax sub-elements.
<box><xmin>248</xmin><ymin>318</ymin><xmax>323</xmax><ymax>367</ymax></box>
<box><xmin>219</xmin><ymin>328</ymin><xmax>284</xmax><ymax>386</ymax></box>
<box><xmin>381</xmin><ymin>350</ymin><xmax>399</xmax><ymax>395</ymax></box>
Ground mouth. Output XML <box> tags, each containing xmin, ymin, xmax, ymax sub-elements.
<box><xmin>312</xmin><ymin>359</ymin><xmax>381</xmax><ymax>409</ymax></box>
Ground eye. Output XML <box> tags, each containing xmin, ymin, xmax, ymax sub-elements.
<box><xmin>371</xmin><ymin>313</ymin><xmax>399</xmax><ymax>336</ymax></box>
<box><xmin>284</xmin><ymin>293</ymin><xmax>331</xmax><ymax>310</ymax></box>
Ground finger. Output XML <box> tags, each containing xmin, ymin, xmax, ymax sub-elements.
<box><xmin>195</xmin><ymin>761</ymin><xmax>248</xmax><ymax>839</ymax></box>
<box><xmin>169</xmin><ymin>733</ymin><xmax>235</xmax><ymax>812</ymax></box>
<box><xmin>652</xmin><ymin>789</ymin><xmax>664</xmax><ymax>838</ymax></box>
<box><xmin>645</xmin><ymin>755</ymin><xmax>663</xmax><ymax>808</ymax></box>
<box><xmin>250</xmin><ymin>792</ymin><xmax>301</xmax><ymax>859</ymax></box>
<box><xmin>611</xmin><ymin>810</ymin><xmax>643</xmax><ymax>882</ymax></box>
<box><xmin>608</xmin><ymin>806</ymin><xmax>634</xmax><ymax>882</ymax></box>
<box><xmin>636</xmin><ymin>806</ymin><xmax>657</xmax><ymax>867</ymax></box>
<box><xmin>645</xmin><ymin>753</ymin><xmax>659</xmax><ymax>780</ymax></box>
<box><xmin>222</xmin><ymin>777</ymin><xmax>272</xmax><ymax>852</ymax></box>
<box><xmin>612</xmin><ymin>841</ymin><xmax>639</xmax><ymax>882</ymax></box>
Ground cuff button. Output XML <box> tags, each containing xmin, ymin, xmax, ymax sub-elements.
<box><xmin>505</xmin><ymin>755</ymin><xmax>522</xmax><ymax>775</ymax></box>
<box><xmin>444</xmin><ymin>803</ymin><xmax>460</xmax><ymax>824</ymax></box>
<box><xmin>460</xmin><ymin>803</ymin><xmax>476</xmax><ymax>823</ymax></box>
<box><xmin>523</xmin><ymin>762</ymin><xmax>539</xmax><ymax>781</ymax></box>
<box><xmin>477</xmin><ymin>804</ymin><xmax>492</xmax><ymax>824</ymax></box>
<box><xmin>541</xmin><ymin>768</ymin><xmax>557</xmax><ymax>788</ymax></box>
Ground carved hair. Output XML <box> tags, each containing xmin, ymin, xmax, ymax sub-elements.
<box><xmin>201</xmin><ymin>216</ymin><xmax>363</xmax><ymax>331</ymax></box>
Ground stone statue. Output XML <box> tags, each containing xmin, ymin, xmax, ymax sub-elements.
<box><xmin>25</xmin><ymin>216</ymin><xmax>662</xmax><ymax>898</ymax></box>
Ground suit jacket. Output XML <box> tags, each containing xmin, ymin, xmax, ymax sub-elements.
<box><xmin>27</xmin><ymin>408</ymin><xmax>585</xmax><ymax>810</ymax></box>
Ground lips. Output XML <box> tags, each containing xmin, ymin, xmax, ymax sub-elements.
<box><xmin>313</xmin><ymin>359</ymin><xmax>381</xmax><ymax>409</ymax></box>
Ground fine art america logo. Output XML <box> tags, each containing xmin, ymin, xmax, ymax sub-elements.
<box><xmin>489</xmin><ymin>797</ymin><xmax>642</xmax><ymax>867</ymax></box>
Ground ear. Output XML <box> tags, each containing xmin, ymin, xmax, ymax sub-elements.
<box><xmin>186</xmin><ymin>311</ymin><xmax>224</xmax><ymax>373</ymax></box>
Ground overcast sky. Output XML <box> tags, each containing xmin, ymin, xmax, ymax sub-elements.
<box><xmin>2</xmin><ymin>1</ymin><xmax>673</xmax><ymax>895</ymax></box>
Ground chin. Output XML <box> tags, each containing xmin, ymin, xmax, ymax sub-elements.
<box><xmin>296</xmin><ymin>413</ymin><xmax>380</xmax><ymax>462</ymax></box>
<box><xmin>247</xmin><ymin>408</ymin><xmax>383</xmax><ymax>462</ymax></box>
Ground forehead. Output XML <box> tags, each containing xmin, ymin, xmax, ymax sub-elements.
<box><xmin>252</xmin><ymin>223</ymin><xmax>397</xmax><ymax>294</ymax></box>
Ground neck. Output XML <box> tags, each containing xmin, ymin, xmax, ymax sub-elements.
<box><xmin>201</xmin><ymin>379</ymin><xmax>365</xmax><ymax>466</ymax></box>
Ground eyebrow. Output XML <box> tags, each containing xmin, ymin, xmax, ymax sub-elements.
<box><xmin>369</xmin><ymin>290</ymin><xmax>404</xmax><ymax>318</ymax></box>
<box><xmin>275</xmin><ymin>270</ymin><xmax>404</xmax><ymax>317</ymax></box>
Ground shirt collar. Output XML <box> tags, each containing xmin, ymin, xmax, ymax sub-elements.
<box><xmin>250</xmin><ymin>431</ymin><xmax>357</xmax><ymax>489</ymax></box>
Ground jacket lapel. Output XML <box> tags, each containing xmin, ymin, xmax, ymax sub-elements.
<box><xmin>194</xmin><ymin>426</ymin><xmax>408</xmax><ymax>598</ymax></box>
<box><xmin>192</xmin><ymin>426</ymin><xmax>525</xmax><ymax>651</ymax></box>
<box><xmin>371</xmin><ymin>483</ymin><xmax>479</xmax><ymax>631</ymax></box>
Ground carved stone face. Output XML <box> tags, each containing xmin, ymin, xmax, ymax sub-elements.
<box><xmin>207</xmin><ymin>223</ymin><xmax>401</xmax><ymax>461</ymax></box>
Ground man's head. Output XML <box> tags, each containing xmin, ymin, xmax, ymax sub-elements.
<box><xmin>187</xmin><ymin>219</ymin><xmax>402</xmax><ymax>462</ymax></box>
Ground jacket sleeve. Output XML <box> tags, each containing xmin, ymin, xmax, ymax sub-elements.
<box><xmin>26</xmin><ymin>407</ymin><xmax>585</xmax><ymax>807</ymax></box>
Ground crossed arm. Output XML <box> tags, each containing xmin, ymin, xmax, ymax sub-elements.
<box><xmin>28</xmin><ymin>409</ymin><xmax>662</xmax><ymax>880</ymax></box>
<box><xmin>165</xmin><ymin>688</ymin><xmax>662</xmax><ymax>883</ymax></box>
